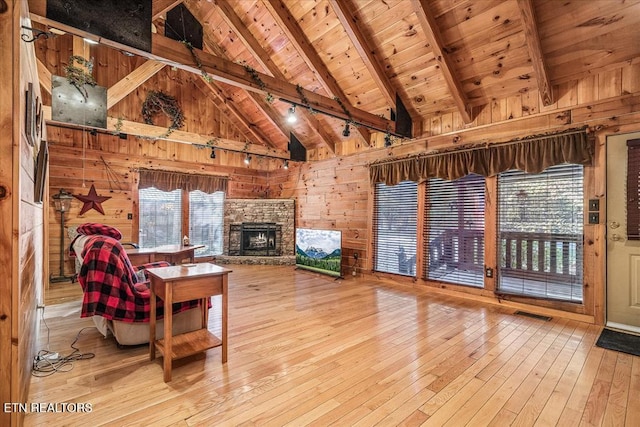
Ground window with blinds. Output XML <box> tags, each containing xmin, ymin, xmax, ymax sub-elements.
<box><xmin>497</xmin><ymin>164</ymin><xmax>584</xmax><ymax>302</ymax></box>
<box><xmin>424</xmin><ymin>174</ymin><xmax>485</xmax><ymax>287</ymax></box>
<box><xmin>139</xmin><ymin>187</ymin><xmax>182</xmax><ymax>248</ymax></box>
<box><xmin>189</xmin><ymin>190</ymin><xmax>224</xmax><ymax>257</ymax></box>
<box><xmin>373</xmin><ymin>181</ymin><xmax>418</xmax><ymax>276</ymax></box>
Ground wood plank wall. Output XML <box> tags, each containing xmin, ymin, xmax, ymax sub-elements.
<box><xmin>39</xmin><ymin>24</ymin><xmax>640</xmax><ymax>325</ymax></box>
<box><xmin>46</xmin><ymin>126</ymin><xmax>285</xmax><ymax>278</ymax></box>
<box><xmin>0</xmin><ymin>2</ymin><xmax>46</xmax><ymax>426</ymax></box>
<box><xmin>272</xmin><ymin>61</ymin><xmax>640</xmax><ymax>322</ymax></box>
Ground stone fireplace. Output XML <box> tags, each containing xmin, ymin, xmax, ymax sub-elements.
<box><xmin>218</xmin><ymin>199</ymin><xmax>295</xmax><ymax>265</ymax></box>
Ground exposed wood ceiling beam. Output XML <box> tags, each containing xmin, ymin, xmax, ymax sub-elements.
<box><xmin>106</xmin><ymin>60</ymin><xmax>165</xmax><ymax>109</ymax></box>
<box><xmin>194</xmin><ymin>78</ymin><xmax>274</xmax><ymax>148</ymax></box>
<box><xmin>411</xmin><ymin>0</ymin><xmax>473</xmax><ymax>124</ymax></box>
<box><xmin>37</xmin><ymin>58</ymin><xmax>52</xmax><ymax>95</ymax></box>
<box><xmin>329</xmin><ymin>0</ymin><xmax>397</xmax><ymax>111</ymax></box>
<box><xmin>42</xmin><ymin>105</ymin><xmax>290</xmax><ymax>159</ymax></box>
<box><xmin>193</xmin><ymin>12</ymin><xmax>288</xmax><ymax>150</ymax></box>
<box><xmin>264</xmin><ymin>0</ymin><xmax>372</xmax><ymax>145</ymax></box>
<box><xmin>152</xmin><ymin>0</ymin><xmax>183</xmax><ymax>20</ymax></box>
<box><xmin>205</xmin><ymin>0</ymin><xmax>336</xmax><ymax>153</ymax></box>
<box><xmin>29</xmin><ymin>12</ymin><xmax>394</xmax><ymax>134</ymax></box>
<box><xmin>516</xmin><ymin>0</ymin><xmax>554</xmax><ymax>106</ymax></box>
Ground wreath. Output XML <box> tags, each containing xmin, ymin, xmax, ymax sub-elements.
<box><xmin>141</xmin><ymin>91</ymin><xmax>185</xmax><ymax>136</ymax></box>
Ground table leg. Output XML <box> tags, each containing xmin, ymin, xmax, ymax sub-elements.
<box><xmin>222</xmin><ymin>276</ymin><xmax>228</xmax><ymax>363</ymax></box>
<box><xmin>163</xmin><ymin>282</ymin><xmax>173</xmax><ymax>382</ymax></box>
<box><xmin>149</xmin><ymin>279</ymin><xmax>156</xmax><ymax>361</ymax></box>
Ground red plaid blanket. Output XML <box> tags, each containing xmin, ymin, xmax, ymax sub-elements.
<box><xmin>75</xmin><ymin>235</ymin><xmax>202</xmax><ymax>322</ymax></box>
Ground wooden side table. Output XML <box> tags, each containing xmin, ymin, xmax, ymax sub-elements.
<box><xmin>147</xmin><ymin>263</ymin><xmax>232</xmax><ymax>382</ymax></box>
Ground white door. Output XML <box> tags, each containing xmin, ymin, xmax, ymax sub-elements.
<box><xmin>606</xmin><ymin>131</ymin><xmax>640</xmax><ymax>332</ymax></box>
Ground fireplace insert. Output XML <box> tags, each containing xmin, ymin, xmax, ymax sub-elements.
<box><xmin>229</xmin><ymin>222</ymin><xmax>281</xmax><ymax>256</ymax></box>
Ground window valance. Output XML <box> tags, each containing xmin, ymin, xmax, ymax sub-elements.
<box><xmin>369</xmin><ymin>128</ymin><xmax>593</xmax><ymax>185</ymax></box>
<box><xmin>138</xmin><ymin>169</ymin><xmax>228</xmax><ymax>194</ymax></box>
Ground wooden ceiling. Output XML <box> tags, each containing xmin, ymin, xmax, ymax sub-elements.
<box><xmin>30</xmin><ymin>0</ymin><xmax>640</xmax><ymax>157</ymax></box>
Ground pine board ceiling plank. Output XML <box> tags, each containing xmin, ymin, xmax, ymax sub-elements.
<box><xmin>264</xmin><ymin>0</ymin><xmax>372</xmax><ymax>144</ymax></box>
<box><xmin>434</xmin><ymin>0</ymin><xmax>504</xmax><ymax>31</ymax></box>
<box><xmin>188</xmin><ymin>7</ymin><xmax>285</xmax><ymax>150</ymax></box>
<box><xmin>545</xmin><ymin>33</ymin><xmax>640</xmax><ymax>83</ymax></box>
<box><xmin>195</xmin><ymin>78</ymin><xmax>274</xmax><ymax>148</ymax></box>
<box><xmin>202</xmin><ymin>0</ymin><xmax>336</xmax><ymax>152</ymax></box>
<box><xmin>106</xmin><ymin>60</ymin><xmax>166</xmax><ymax>109</ymax></box>
<box><xmin>536</xmin><ymin>0</ymin><xmax>640</xmax><ymax>41</ymax></box>
<box><xmin>29</xmin><ymin>11</ymin><xmax>393</xmax><ymax>134</ymax></box>
<box><xmin>329</xmin><ymin>0</ymin><xmax>398</xmax><ymax>113</ymax></box>
<box><xmin>412</xmin><ymin>0</ymin><xmax>473</xmax><ymax>123</ymax></box>
<box><xmin>439</xmin><ymin>1</ymin><xmax>517</xmax><ymax>45</ymax></box>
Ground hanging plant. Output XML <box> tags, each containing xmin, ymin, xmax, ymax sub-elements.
<box><xmin>296</xmin><ymin>84</ymin><xmax>315</xmax><ymax>114</ymax></box>
<box><xmin>206</xmin><ymin>137</ymin><xmax>221</xmax><ymax>148</ymax></box>
<box><xmin>64</xmin><ymin>55</ymin><xmax>97</xmax><ymax>99</ymax></box>
<box><xmin>111</xmin><ymin>116</ymin><xmax>124</xmax><ymax>136</ymax></box>
<box><xmin>241</xmin><ymin>61</ymin><xmax>273</xmax><ymax>103</ymax></box>
<box><xmin>334</xmin><ymin>96</ymin><xmax>355</xmax><ymax>126</ymax></box>
<box><xmin>182</xmin><ymin>41</ymin><xmax>214</xmax><ymax>83</ymax></box>
<box><xmin>141</xmin><ymin>90</ymin><xmax>185</xmax><ymax>138</ymax></box>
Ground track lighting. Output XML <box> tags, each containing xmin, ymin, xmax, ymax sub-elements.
<box><xmin>286</xmin><ymin>105</ymin><xmax>297</xmax><ymax>124</ymax></box>
<box><xmin>342</xmin><ymin>122</ymin><xmax>350</xmax><ymax>137</ymax></box>
<box><xmin>283</xmin><ymin>160</ymin><xmax>289</xmax><ymax>169</ymax></box>
<box><xmin>244</xmin><ymin>154</ymin><xmax>251</xmax><ymax>165</ymax></box>
<box><xmin>210</xmin><ymin>147</ymin><xmax>216</xmax><ymax>159</ymax></box>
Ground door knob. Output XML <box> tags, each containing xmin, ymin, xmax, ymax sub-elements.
<box><xmin>610</xmin><ymin>221</ymin><xmax>620</xmax><ymax>229</ymax></box>
<box><xmin>611</xmin><ymin>233</ymin><xmax>623</xmax><ymax>241</ymax></box>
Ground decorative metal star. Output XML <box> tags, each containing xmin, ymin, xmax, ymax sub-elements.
<box><xmin>74</xmin><ymin>184</ymin><xmax>111</xmax><ymax>215</ymax></box>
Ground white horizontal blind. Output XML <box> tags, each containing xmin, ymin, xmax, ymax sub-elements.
<box><xmin>373</xmin><ymin>181</ymin><xmax>418</xmax><ymax>276</ymax></box>
<box><xmin>425</xmin><ymin>174</ymin><xmax>485</xmax><ymax>287</ymax></box>
<box><xmin>189</xmin><ymin>190</ymin><xmax>224</xmax><ymax>257</ymax></box>
<box><xmin>139</xmin><ymin>187</ymin><xmax>182</xmax><ymax>248</ymax></box>
<box><xmin>497</xmin><ymin>164</ymin><xmax>584</xmax><ymax>302</ymax></box>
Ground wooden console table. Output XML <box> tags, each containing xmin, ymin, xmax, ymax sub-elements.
<box><xmin>127</xmin><ymin>244</ymin><xmax>204</xmax><ymax>266</ymax></box>
<box><xmin>147</xmin><ymin>263</ymin><xmax>232</xmax><ymax>382</ymax></box>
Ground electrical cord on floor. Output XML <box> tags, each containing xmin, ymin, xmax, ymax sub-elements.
<box><xmin>32</xmin><ymin>306</ymin><xmax>95</xmax><ymax>377</ymax></box>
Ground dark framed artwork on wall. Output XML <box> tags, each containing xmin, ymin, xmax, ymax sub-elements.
<box><xmin>25</xmin><ymin>82</ymin><xmax>38</xmax><ymax>147</ymax></box>
<box><xmin>34</xmin><ymin>140</ymin><xmax>48</xmax><ymax>203</ymax></box>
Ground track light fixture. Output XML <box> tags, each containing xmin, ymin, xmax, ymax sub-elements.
<box><xmin>342</xmin><ymin>122</ymin><xmax>350</xmax><ymax>137</ymax></box>
<box><xmin>286</xmin><ymin>104</ymin><xmax>297</xmax><ymax>124</ymax></box>
<box><xmin>283</xmin><ymin>160</ymin><xmax>289</xmax><ymax>169</ymax></box>
<box><xmin>210</xmin><ymin>147</ymin><xmax>216</xmax><ymax>159</ymax></box>
<box><xmin>244</xmin><ymin>154</ymin><xmax>251</xmax><ymax>165</ymax></box>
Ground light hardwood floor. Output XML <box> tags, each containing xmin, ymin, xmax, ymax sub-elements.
<box><xmin>25</xmin><ymin>265</ymin><xmax>639</xmax><ymax>426</ymax></box>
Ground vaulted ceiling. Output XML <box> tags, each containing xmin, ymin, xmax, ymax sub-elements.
<box><xmin>30</xmin><ymin>0</ymin><xmax>640</xmax><ymax>158</ymax></box>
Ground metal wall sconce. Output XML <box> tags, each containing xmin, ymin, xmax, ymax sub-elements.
<box><xmin>20</xmin><ymin>26</ymin><xmax>57</xmax><ymax>43</ymax></box>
